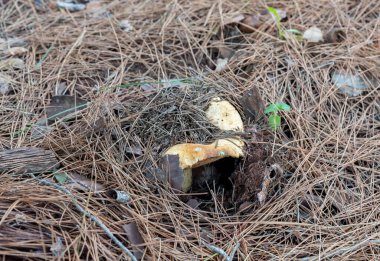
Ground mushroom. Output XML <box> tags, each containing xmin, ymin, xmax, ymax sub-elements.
<box><xmin>161</xmin><ymin>98</ymin><xmax>245</xmax><ymax>192</ymax></box>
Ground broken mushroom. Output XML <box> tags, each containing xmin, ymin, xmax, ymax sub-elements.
<box><xmin>163</xmin><ymin>138</ymin><xmax>244</xmax><ymax>192</ymax></box>
<box><xmin>160</xmin><ymin>98</ymin><xmax>245</xmax><ymax>192</ymax></box>
<box><xmin>205</xmin><ymin>98</ymin><xmax>244</xmax><ymax>131</ymax></box>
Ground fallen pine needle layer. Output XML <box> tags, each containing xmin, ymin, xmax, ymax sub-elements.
<box><xmin>0</xmin><ymin>0</ymin><xmax>379</xmax><ymax>260</ymax></box>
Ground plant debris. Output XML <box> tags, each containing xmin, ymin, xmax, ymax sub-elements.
<box><xmin>107</xmin><ymin>189</ymin><xmax>131</xmax><ymax>204</ymax></box>
<box><xmin>240</xmin><ymin>87</ymin><xmax>265</xmax><ymax>122</ymax></box>
<box><xmin>238</xmin><ymin>14</ymin><xmax>262</xmax><ymax>33</ymax></box>
<box><xmin>119</xmin><ymin>19</ymin><xmax>134</xmax><ymax>32</ymax></box>
<box><xmin>56</xmin><ymin>1</ymin><xmax>86</xmax><ymax>11</ymax></box>
<box><xmin>331</xmin><ymin>71</ymin><xmax>368</xmax><ymax>96</ymax></box>
<box><xmin>4</xmin><ymin>47</ymin><xmax>28</xmax><ymax>56</ymax></box>
<box><xmin>0</xmin><ymin>147</ymin><xmax>59</xmax><ymax>173</ymax></box>
<box><xmin>303</xmin><ymin>27</ymin><xmax>323</xmax><ymax>43</ymax></box>
<box><xmin>324</xmin><ymin>28</ymin><xmax>346</xmax><ymax>43</ymax></box>
<box><xmin>65</xmin><ymin>172</ymin><xmax>105</xmax><ymax>192</ymax></box>
<box><xmin>122</xmin><ymin>223</ymin><xmax>145</xmax><ymax>259</ymax></box>
<box><xmin>0</xmin><ymin>58</ymin><xmax>25</xmax><ymax>70</ymax></box>
<box><xmin>0</xmin><ymin>73</ymin><xmax>10</xmax><ymax>95</ymax></box>
<box><xmin>45</xmin><ymin>95</ymin><xmax>87</xmax><ymax>122</ymax></box>
<box><xmin>0</xmin><ymin>37</ymin><xmax>26</xmax><ymax>51</ymax></box>
<box><xmin>1</xmin><ymin>1</ymin><xmax>379</xmax><ymax>260</ymax></box>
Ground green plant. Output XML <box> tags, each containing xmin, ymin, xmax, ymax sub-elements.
<box><xmin>267</xmin><ymin>7</ymin><xmax>285</xmax><ymax>39</ymax></box>
<box><xmin>264</xmin><ymin>102</ymin><xmax>291</xmax><ymax>131</ymax></box>
<box><xmin>267</xmin><ymin>7</ymin><xmax>303</xmax><ymax>41</ymax></box>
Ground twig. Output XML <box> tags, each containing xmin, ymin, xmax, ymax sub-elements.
<box><xmin>205</xmin><ymin>244</ymin><xmax>229</xmax><ymax>260</ymax></box>
<box><xmin>204</xmin><ymin>240</ymin><xmax>240</xmax><ymax>261</ymax></box>
<box><xmin>229</xmin><ymin>241</ymin><xmax>240</xmax><ymax>260</ymax></box>
<box><xmin>38</xmin><ymin>179</ymin><xmax>137</xmax><ymax>261</ymax></box>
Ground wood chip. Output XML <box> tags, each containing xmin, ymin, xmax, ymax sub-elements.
<box><xmin>0</xmin><ymin>147</ymin><xmax>59</xmax><ymax>173</ymax></box>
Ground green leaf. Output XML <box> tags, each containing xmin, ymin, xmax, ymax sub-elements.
<box><xmin>285</xmin><ymin>29</ymin><xmax>304</xmax><ymax>41</ymax></box>
<box><xmin>268</xmin><ymin>114</ymin><xmax>281</xmax><ymax>131</ymax></box>
<box><xmin>54</xmin><ymin>172</ymin><xmax>68</xmax><ymax>184</ymax></box>
<box><xmin>267</xmin><ymin>7</ymin><xmax>284</xmax><ymax>39</ymax></box>
<box><xmin>286</xmin><ymin>29</ymin><xmax>303</xmax><ymax>35</ymax></box>
<box><xmin>267</xmin><ymin>7</ymin><xmax>281</xmax><ymax>23</ymax></box>
<box><xmin>275</xmin><ymin>102</ymin><xmax>291</xmax><ymax>112</ymax></box>
<box><xmin>264</xmin><ymin>104</ymin><xmax>279</xmax><ymax>114</ymax></box>
<box><xmin>35</xmin><ymin>46</ymin><xmax>54</xmax><ymax>70</ymax></box>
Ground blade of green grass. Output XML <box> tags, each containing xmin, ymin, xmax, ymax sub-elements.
<box><xmin>35</xmin><ymin>45</ymin><xmax>54</xmax><ymax>69</ymax></box>
<box><xmin>267</xmin><ymin>7</ymin><xmax>284</xmax><ymax>39</ymax></box>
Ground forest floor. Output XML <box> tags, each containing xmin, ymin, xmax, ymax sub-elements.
<box><xmin>0</xmin><ymin>0</ymin><xmax>379</xmax><ymax>260</ymax></box>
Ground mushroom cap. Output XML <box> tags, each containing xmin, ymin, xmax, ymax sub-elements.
<box><xmin>164</xmin><ymin>138</ymin><xmax>244</xmax><ymax>170</ymax></box>
<box><xmin>206</xmin><ymin>99</ymin><xmax>244</xmax><ymax>132</ymax></box>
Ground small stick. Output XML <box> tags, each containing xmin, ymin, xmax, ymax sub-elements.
<box><xmin>229</xmin><ymin>241</ymin><xmax>240</xmax><ymax>260</ymax></box>
<box><xmin>38</xmin><ymin>179</ymin><xmax>137</xmax><ymax>261</ymax></box>
<box><xmin>205</xmin><ymin>244</ymin><xmax>229</xmax><ymax>260</ymax></box>
<box><xmin>204</xmin><ymin>240</ymin><xmax>240</xmax><ymax>261</ymax></box>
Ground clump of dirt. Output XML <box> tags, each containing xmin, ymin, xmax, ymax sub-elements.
<box><xmin>185</xmin><ymin>130</ymin><xmax>286</xmax><ymax>214</ymax></box>
<box><xmin>231</xmin><ymin>141</ymin><xmax>284</xmax><ymax>207</ymax></box>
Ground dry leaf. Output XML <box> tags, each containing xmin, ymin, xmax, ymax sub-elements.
<box><xmin>218</xmin><ymin>46</ymin><xmax>235</xmax><ymax>59</ymax></box>
<box><xmin>331</xmin><ymin>71</ymin><xmax>367</xmax><ymax>97</ymax></box>
<box><xmin>0</xmin><ymin>73</ymin><xmax>10</xmax><ymax>95</ymax></box>
<box><xmin>303</xmin><ymin>27</ymin><xmax>323</xmax><ymax>42</ymax></box>
<box><xmin>324</xmin><ymin>28</ymin><xmax>346</xmax><ymax>43</ymax></box>
<box><xmin>5</xmin><ymin>47</ymin><xmax>28</xmax><ymax>56</ymax></box>
<box><xmin>240</xmin><ymin>87</ymin><xmax>265</xmax><ymax>122</ymax></box>
<box><xmin>186</xmin><ymin>198</ymin><xmax>200</xmax><ymax>209</ymax></box>
<box><xmin>120</xmin><ymin>20</ymin><xmax>134</xmax><ymax>32</ymax></box>
<box><xmin>45</xmin><ymin>95</ymin><xmax>87</xmax><ymax>123</ymax></box>
<box><xmin>215</xmin><ymin>58</ymin><xmax>228</xmax><ymax>72</ymax></box>
<box><xmin>66</xmin><ymin>172</ymin><xmax>105</xmax><ymax>192</ymax></box>
<box><xmin>238</xmin><ymin>14</ymin><xmax>261</xmax><ymax>33</ymax></box>
<box><xmin>122</xmin><ymin>223</ymin><xmax>144</xmax><ymax>259</ymax></box>
<box><xmin>223</xmin><ymin>14</ymin><xmax>245</xmax><ymax>26</ymax></box>
<box><xmin>55</xmin><ymin>82</ymin><xmax>67</xmax><ymax>95</ymax></box>
<box><xmin>0</xmin><ymin>37</ymin><xmax>26</xmax><ymax>51</ymax></box>
<box><xmin>0</xmin><ymin>58</ymin><xmax>25</xmax><ymax>70</ymax></box>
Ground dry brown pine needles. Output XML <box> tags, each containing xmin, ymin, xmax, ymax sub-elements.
<box><xmin>0</xmin><ymin>0</ymin><xmax>379</xmax><ymax>260</ymax></box>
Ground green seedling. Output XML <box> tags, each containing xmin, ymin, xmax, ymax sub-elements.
<box><xmin>267</xmin><ymin>7</ymin><xmax>303</xmax><ymax>41</ymax></box>
<box><xmin>35</xmin><ymin>45</ymin><xmax>54</xmax><ymax>70</ymax></box>
<box><xmin>264</xmin><ymin>102</ymin><xmax>291</xmax><ymax>131</ymax></box>
<box><xmin>267</xmin><ymin>7</ymin><xmax>284</xmax><ymax>39</ymax></box>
